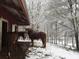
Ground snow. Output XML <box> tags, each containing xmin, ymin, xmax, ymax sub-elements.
<box><xmin>25</xmin><ymin>42</ymin><xmax>79</xmax><ymax>59</ymax></box>
<box><xmin>17</xmin><ymin>36</ymin><xmax>31</xmax><ymax>42</ymax></box>
<box><xmin>17</xmin><ymin>39</ymin><xmax>31</xmax><ymax>42</ymax></box>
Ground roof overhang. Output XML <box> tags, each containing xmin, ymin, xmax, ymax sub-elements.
<box><xmin>0</xmin><ymin>0</ymin><xmax>30</xmax><ymax>25</ymax></box>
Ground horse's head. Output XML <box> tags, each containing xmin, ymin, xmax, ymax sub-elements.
<box><xmin>25</xmin><ymin>28</ymin><xmax>33</xmax><ymax>35</ymax></box>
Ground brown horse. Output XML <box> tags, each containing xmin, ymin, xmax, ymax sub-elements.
<box><xmin>26</xmin><ymin>28</ymin><xmax>46</xmax><ymax>48</ymax></box>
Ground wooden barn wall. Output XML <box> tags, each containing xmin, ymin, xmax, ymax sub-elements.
<box><xmin>0</xmin><ymin>6</ymin><xmax>16</xmax><ymax>24</ymax></box>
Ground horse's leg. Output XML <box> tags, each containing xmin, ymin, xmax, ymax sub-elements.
<box><xmin>31</xmin><ymin>39</ymin><xmax>34</xmax><ymax>47</ymax></box>
<box><xmin>44</xmin><ymin>39</ymin><xmax>46</xmax><ymax>48</ymax></box>
<box><xmin>44</xmin><ymin>35</ymin><xmax>46</xmax><ymax>48</ymax></box>
<box><xmin>42</xmin><ymin>38</ymin><xmax>46</xmax><ymax>48</ymax></box>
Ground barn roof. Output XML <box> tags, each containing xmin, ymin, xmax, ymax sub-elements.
<box><xmin>0</xmin><ymin>0</ymin><xmax>30</xmax><ymax>25</ymax></box>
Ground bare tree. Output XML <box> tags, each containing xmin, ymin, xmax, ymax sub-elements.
<box><xmin>68</xmin><ymin>0</ymin><xmax>79</xmax><ymax>50</ymax></box>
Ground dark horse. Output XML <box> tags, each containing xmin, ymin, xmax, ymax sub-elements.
<box><xmin>26</xmin><ymin>28</ymin><xmax>46</xmax><ymax>48</ymax></box>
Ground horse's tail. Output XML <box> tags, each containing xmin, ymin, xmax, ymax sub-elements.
<box><xmin>40</xmin><ymin>32</ymin><xmax>46</xmax><ymax>48</ymax></box>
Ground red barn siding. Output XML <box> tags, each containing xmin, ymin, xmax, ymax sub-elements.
<box><xmin>0</xmin><ymin>6</ymin><xmax>16</xmax><ymax>24</ymax></box>
<box><xmin>0</xmin><ymin>0</ymin><xmax>30</xmax><ymax>25</ymax></box>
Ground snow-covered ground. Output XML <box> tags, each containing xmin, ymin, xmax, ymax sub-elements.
<box><xmin>25</xmin><ymin>40</ymin><xmax>79</xmax><ymax>59</ymax></box>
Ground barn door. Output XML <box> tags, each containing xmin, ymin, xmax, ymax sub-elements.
<box><xmin>0</xmin><ymin>18</ymin><xmax>8</xmax><ymax>51</ymax></box>
<box><xmin>2</xmin><ymin>21</ymin><xmax>8</xmax><ymax>50</ymax></box>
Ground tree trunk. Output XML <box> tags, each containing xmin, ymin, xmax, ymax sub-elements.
<box><xmin>72</xmin><ymin>32</ymin><xmax>74</xmax><ymax>47</ymax></box>
<box><xmin>75</xmin><ymin>32</ymin><xmax>79</xmax><ymax>50</ymax></box>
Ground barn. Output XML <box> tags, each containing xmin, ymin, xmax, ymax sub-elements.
<box><xmin>0</xmin><ymin>0</ymin><xmax>30</xmax><ymax>52</ymax></box>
